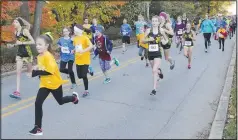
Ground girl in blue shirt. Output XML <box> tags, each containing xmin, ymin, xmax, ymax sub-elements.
<box><xmin>57</xmin><ymin>27</ymin><xmax>76</xmax><ymax>89</ymax></box>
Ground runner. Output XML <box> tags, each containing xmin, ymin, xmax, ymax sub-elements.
<box><xmin>200</xmin><ymin>13</ymin><xmax>215</xmax><ymax>53</ymax></box>
<box><xmin>93</xmin><ymin>26</ymin><xmax>120</xmax><ymax>84</ymax></box>
<box><xmin>29</xmin><ymin>32</ymin><xmax>79</xmax><ymax>136</ymax></box>
<box><xmin>57</xmin><ymin>27</ymin><xmax>76</xmax><ymax>89</ymax></box>
<box><xmin>134</xmin><ymin>14</ymin><xmax>149</xmax><ymax>67</ymax></box>
<box><xmin>231</xmin><ymin>16</ymin><xmax>236</xmax><ymax>35</ymax></box>
<box><xmin>73</xmin><ymin>24</ymin><xmax>94</xmax><ymax>97</ymax></box>
<box><xmin>182</xmin><ymin>13</ymin><xmax>188</xmax><ymax>25</ymax></box>
<box><xmin>9</xmin><ymin>17</ymin><xmax>35</xmax><ymax>99</ymax></box>
<box><xmin>83</xmin><ymin>18</ymin><xmax>94</xmax><ymax>76</ymax></box>
<box><xmin>142</xmin><ymin>15</ymin><xmax>166</xmax><ymax>95</ymax></box>
<box><xmin>120</xmin><ymin>18</ymin><xmax>132</xmax><ymax>54</ymax></box>
<box><xmin>182</xmin><ymin>22</ymin><xmax>196</xmax><ymax>69</ymax></box>
<box><xmin>174</xmin><ymin>16</ymin><xmax>186</xmax><ymax>53</ymax></box>
<box><xmin>159</xmin><ymin>12</ymin><xmax>175</xmax><ymax>70</ymax></box>
<box><xmin>194</xmin><ymin>16</ymin><xmax>200</xmax><ymax>34</ymax></box>
<box><xmin>217</xmin><ymin>25</ymin><xmax>227</xmax><ymax>52</ymax></box>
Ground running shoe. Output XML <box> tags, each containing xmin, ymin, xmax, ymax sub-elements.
<box><xmin>72</xmin><ymin>92</ymin><xmax>79</xmax><ymax>104</ymax></box>
<box><xmin>88</xmin><ymin>66</ymin><xmax>94</xmax><ymax>76</ymax></box>
<box><xmin>71</xmin><ymin>84</ymin><xmax>77</xmax><ymax>89</ymax></box>
<box><xmin>113</xmin><ymin>58</ymin><xmax>120</xmax><ymax>66</ymax></box>
<box><xmin>170</xmin><ymin>60</ymin><xmax>175</xmax><ymax>70</ymax></box>
<box><xmin>82</xmin><ymin>91</ymin><xmax>89</xmax><ymax>97</ymax></box>
<box><xmin>150</xmin><ymin>89</ymin><xmax>156</xmax><ymax>95</ymax></box>
<box><xmin>29</xmin><ymin>126</ymin><xmax>43</xmax><ymax>136</ymax></box>
<box><xmin>9</xmin><ymin>91</ymin><xmax>21</xmax><ymax>99</ymax></box>
<box><xmin>141</xmin><ymin>56</ymin><xmax>144</xmax><ymax>61</ymax></box>
<box><xmin>205</xmin><ymin>48</ymin><xmax>208</xmax><ymax>53</ymax></box>
<box><xmin>146</xmin><ymin>63</ymin><xmax>149</xmax><ymax>67</ymax></box>
<box><xmin>188</xmin><ymin>64</ymin><xmax>191</xmax><ymax>69</ymax></box>
<box><xmin>158</xmin><ymin>68</ymin><xmax>164</xmax><ymax>79</ymax></box>
<box><xmin>103</xmin><ymin>78</ymin><xmax>111</xmax><ymax>84</ymax></box>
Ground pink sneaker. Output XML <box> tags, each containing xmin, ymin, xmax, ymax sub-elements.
<box><xmin>9</xmin><ymin>91</ymin><xmax>21</xmax><ymax>99</ymax></box>
<box><xmin>188</xmin><ymin>64</ymin><xmax>191</xmax><ymax>69</ymax></box>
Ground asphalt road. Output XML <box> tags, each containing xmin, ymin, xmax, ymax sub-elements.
<box><xmin>1</xmin><ymin>34</ymin><xmax>236</xmax><ymax>139</ymax></box>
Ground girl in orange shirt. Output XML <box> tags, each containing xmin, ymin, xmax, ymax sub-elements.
<box><xmin>29</xmin><ymin>32</ymin><xmax>79</xmax><ymax>136</ymax></box>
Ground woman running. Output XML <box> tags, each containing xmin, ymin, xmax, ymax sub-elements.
<box><xmin>182</xmin><ymin>22</ymin><xmax>196</xmax><ymax>69</ymax></box>
<box><xmin>73</xmin><ymin>24</ymin><xmax>94</xmax><ymax>97</ymax></box>
<box><xmin>142</xmin><ymin>15</ymin><xmax>167</xmax><ymax>95</ymax></box>
<box><xmin>29</xmin><ymin>32</ymin><xmax>79</xmax><ymax>136</ymax></box>
<box><xmin>9</xmin><ymin>17</ymin><xmax>35</xmax><ymax>99</ymax></box>
<box><xmin>217</xmin><ymin>25</ymin><xmax>227</xmax><ymax>52</ymax></box>
<box><xmin>93</xmin><ymin>26</ymin><xmax>120</xmax><ymax>84</ymax></box>
<box><xmin>159</xmin><ymin>12</ymin><xmax>175</xmax><ymax>70</ymax></box>
<box><xmin>174</xmin><ymin>16</ymin><xmax>186</xmax><ymax>52</ymax></box>
<box><xmin>57</xmin><ymin>27</ymin><xmax>76</xmax><ymax>89</ymax></box>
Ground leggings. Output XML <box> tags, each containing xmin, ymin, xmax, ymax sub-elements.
<box><xmin>35</xmin><ymin>86</ymin><xmax>75</xmax><ymax>128</ymax></box>
<box><xmin>203</xmin><ymin>33</ymin><xmax>211</xmax><ymax>49</ymax></box>
<box><xmin>219</xmin><ymin>38</ymin><xmax>225</xmax><ymax>50</ymax></box>
<box><xmin>60</xmin><ymin>60</ymin><xmax>76</xmax><ymax>84</ymax></box>
<box><xmin>76</xmin><ymin>65</ymin><xmax>89</xmax><ymax>90</ymax></box>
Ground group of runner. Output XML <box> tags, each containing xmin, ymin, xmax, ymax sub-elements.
<box><xmin>7</xmin><ymin>11</ymin><xmax>236</xmax><ymax>135</ymax></box>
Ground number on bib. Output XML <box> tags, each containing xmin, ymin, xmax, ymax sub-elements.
<box><xmin>75</xmin><ymin>45</ymin><xmax>83</xmax><ymax>52</ymax></box>
<box><xmin>184</xmin><ymin>41</ymin><xmax>192</xmax><ymax>46</ymax></box>
<box><xmin>149</xmin><ymin>44</ymin><xmax>159</xmax><ymax>52</ymax></box>
<box><xmin>61</xmin><ymin>47</ymin><xmax>70</xmax><ymax>54</ymax></box>
<box><xmin>177</xmin><ymin>30</ymin><xmax>183</xmax><ymax>35</ymax></box>
<box><xmin>122</xmin><ymin>31</ymin><xmax>128</xmax><ymax>36</ymax></box>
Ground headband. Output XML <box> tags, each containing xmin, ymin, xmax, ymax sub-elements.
<box><xmin>44</xmin><ymin>32</ymin><xmax>53</xmax><ymax>41</ymax></box>
<box><xmin>16</xmin><ymin>18</ymin><xmax>25</xmax><ymax>26</ymax></box>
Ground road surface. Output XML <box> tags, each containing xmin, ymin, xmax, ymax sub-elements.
<box><xmin>1</xmin><ymin>34</ymin><xmax>236</xmax><ymax>139</ymax></box>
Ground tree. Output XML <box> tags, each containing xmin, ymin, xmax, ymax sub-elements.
<box><xmin>20</xmin><ymin>0</ymin><xmax>30</xmax><ymax>22</ymax></box>
<box><xmin>32</xmin><ymin>1</ymin><xmax>44</xmax><ymax>39</ymax></box>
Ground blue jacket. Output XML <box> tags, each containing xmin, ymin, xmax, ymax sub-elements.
<box><xmin>94</xmin><ymin>35</ymin><xmax>113</xmax><ymax>56</ymax></box>
<box><xmin>200</xmin><ymin>19</ymin><xmax>216</xmax><ymax>33</ymax></box>
<box><xmin>57</xmin><ymin>37</ymin><xmax>75</xmax><ymax>62</ymax></box>
<box><xmin>215</xmin><ymin>20</ymin><xmax>227</xmax><ymax>31</ymax></box>
<box><xmin>120</xmin><ymin>24</ymin><xmax>132</xmax><ymax>36</ymax></box>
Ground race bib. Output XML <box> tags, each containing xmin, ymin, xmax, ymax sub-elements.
<box><xmin>122</xmin><ymin>31</ymin><xmax>128</xmax><ymax>36</ymax></box>
<box><xmin>184</xmin><ymin>41</ymin><xmax>192</xmax><ymax>46</ymax></box>
<box><xmin>149</xmin><ymin>44</ymin><xmax>159</xmax><ymax>52</ymax></box>
<box><xmin>177</xmin><ymin>30</ymin><xmax>183</xmax><ymax>35</ymax></box>
<box><xmin>75</xmin><ymin>44</ymin><xmax>83</xmax><ymax>52</ymax></box>
<box><xmin>61</xmin><ymin>47</ymin><xmax>70</xmax><ymax>54</ymax></box>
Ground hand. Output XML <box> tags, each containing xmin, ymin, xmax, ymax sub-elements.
<box><xmin>71</xmin><ymin>50</ymin><xmax>75</xmax><ymax>54</ymax></box>
<box><xmin>32</xmin><ymin>65</ymin><xmax>39</xmax><ymax>70</ymax></box>
<box><xmin>78</xmin><ymin>49</ymin><xmax>84</xmax><ymax>54</ymax></box>
<box><xmin>15</xmin><ymin>40</ymin><xmax>23</xmax><ymax>45</ymax></box>
<box><xmin>149</xmin><ymin>37</ymin><xmax>155</xmax><ymax>41</ymax></box>
<box><xmin>107</xmin><ymin>51</ymin><xmax>111</xmax><ymax>54</ymax></box>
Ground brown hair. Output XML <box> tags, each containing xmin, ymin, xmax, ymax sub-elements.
<box><xmin>63</xmin><ymin>27</ymin><xmax>72</xmax><ymax>37</ymax></box>
<box><xmin>37</xmin><ymin>34</ymin><xmax>54</xmax><ymax>54</ymax></box>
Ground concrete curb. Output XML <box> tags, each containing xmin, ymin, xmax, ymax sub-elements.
<box><xmin>1</xmin><ymin>43</ymin><xmax>136</xmax><ymax>78</ymax></box>
<box><xmin>208</xmin><ymin>41</ymin><xmax>236</xmax><ymax>139</ymax></box>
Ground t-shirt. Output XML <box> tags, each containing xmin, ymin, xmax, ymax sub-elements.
<box><xmin>217</xmin><ymin>28</ymin><xmax>227</xmax><ymax>38</ymax></box>
<box><xmin>73</xmin><ymin>35</ymin><xmax>92</xmax><ymax>65</ymax></box>
<box><xmin>120</xmin><ymin>23</ymin><xmax>132</xmax><ymax>37</ymax></box>
<box><xmin>175</xmin><ymin>23</ymin><xmax>185</xmax><ymax>36</ymax></box>
<box><xmin>96</xmin><ymin>35</ymin><xmax>111</xmax><ymax>61</ymax></box>
<box><xmin>57</xmin><ymin>37</ymin><xmax>74</xmax><ymax>62</ymax></box>
<box><xmin>37</xmin><ymin>51</ymin><xmax>68</xmax><ymax>90</ymax></box>
<box><xmin>135</xmin><ymin>21</ymin><xmax>147</xmax><ymax>35</ymax></box>
<box><xmin>137</xmin><ymin>33</ymin><xmax>148</xmax><ymax>49</ymax></box>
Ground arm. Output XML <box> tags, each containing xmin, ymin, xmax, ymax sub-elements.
<box><xmin>82</xmin><ymin>38</ymin><xmax>93</xmax><ymax>53</ymax></box>
<box><xmin>32</xmin><ymin>70</ymin><xmax>52</xmax><ymax>77</ymax></box>
<box><xmin>141</xmin><ymin>28</ymin><xmax>152</xmax><ymax>43</ymax></box>
<box><xmin>161</xmin><ymin>28</ymin><xmax>169</xmax><ymax>45</ymax></box>
<box><xmin>106</xmin><ymin>37</ymin><xmax>113</xmax><ymax>52</ymax></box>
<box><xmin>191</xmin><ymin>30</ymin><xmax>196</xmax><ymax>41</ymax></box>
<box><xmin>22</xmin><ymin>29</ymin><xmax>35</xmax><ymax>45</ymax></box>
<box><xmin>164</xmin><ymin>23</ymin><xmax>174</xmax><ymax>35</ymax></box>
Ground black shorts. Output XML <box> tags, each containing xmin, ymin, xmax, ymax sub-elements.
<box><xmin>148</xmin><ymin>55</ymin><xmax>162</xmax><ymax>60</ymax></box>
<box><xmin>161</xmin><ymin>43</ymin><xmax>171</xmax><ymax>50</ymax></box>
<box><xmin>122</xmin><ymin>36</ymin><xmax>130</xmax><ymax>44</ymax></box>
<box><xmin>76</xmin><ymin>65</ymin><xmax>89</xmax><ymax>78</ymax></box>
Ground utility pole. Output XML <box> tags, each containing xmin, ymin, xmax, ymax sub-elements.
<box><xmin>32</xmin><ymin>0</ymin><xmax>45</xmax><ymax>39</ymax></box>
<box><xmin>146</xmin><ymin>1</ymin><xmax>150</xmax><ymax>20</ymax></box>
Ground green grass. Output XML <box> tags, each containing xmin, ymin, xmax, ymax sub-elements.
<box><xmin>223</xmin><ymin>65</ymin><xmax>237</xmax><ymax>139</ymax></box>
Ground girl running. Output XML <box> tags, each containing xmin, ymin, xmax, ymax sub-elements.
<box><xmin>57</xmin><ymin>27</ymin><xmax>76</xmax><ymax>89</ymax></box>
<box><xmin>93</xmin><ymin>26</ymin><xmax>120</xmax><ymax>84</ymax></box>
<box><xmin>73</xmin><ymin>24</ymin><xmax>94</xmax><ymax>97</ymax></box>
<box><xmin>9</xmin><ymin>17</ymin><xmax>35</xmax><ymax>99</ymax></box>
<box><xmin>159</xmin><ymin>12</ymin><xmax>175</xmax><ymax>70</ymax></box>
<box><xmin>174</xmin><ymin>16</ymin><xmax>186</xmax><ymax>53</ymax></box>
<box><xmin>217</xmin><ymin>25</ymin><xmax>227</xmax><ymax>52</ymax></box>
<box><xmin>29</xmin><ymin>32</ymin><xmax>79</xmax><ymax>136</ymax></box>
<box><xmin>142</xmin><ymin>15</ymin><xmax>167</xmax><ymax>95</ymax></box>
<box><xmin>182</xmin><ymin>22</ymin><xmax>196</xmax><ymax>69</ymax></box>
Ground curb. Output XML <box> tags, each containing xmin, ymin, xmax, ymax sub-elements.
<box><xmin>1</xmin><ymin>43</ymin><xmax>136</xmax><ymax>78</ymax></box>
<box><xmin>208</xmin><ymin>41</ymin><xmax>236</xmax><ymax>139</ymax></box>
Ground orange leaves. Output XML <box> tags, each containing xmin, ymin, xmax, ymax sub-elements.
<box><xmin>1</xmin><ymin>25</ymin><xmax>16</xmax><ymax>43</ymax></box>
<box><xmin>1</xmin><ymin>1</ymin><xmax>22</xmax><ymax>20</ymax></box>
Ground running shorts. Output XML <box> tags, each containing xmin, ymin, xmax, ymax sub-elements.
<box><xmin>122</xmin><ymin>36</ymin><xmax>130</xmax><ymax>44</ymax></box>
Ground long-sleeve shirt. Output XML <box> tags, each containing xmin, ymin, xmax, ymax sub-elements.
<box><xmin>120</xmin><ymin>23</ymin><xmax>132</xmax><ymax>37</ymax></box>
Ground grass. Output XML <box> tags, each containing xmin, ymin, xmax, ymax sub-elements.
<box><xmin>223</xmin><ymin>64</ymin><xmax>237</xmax><ymax>139</ymax></box>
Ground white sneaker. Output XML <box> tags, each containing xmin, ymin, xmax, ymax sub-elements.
<box><xmin>205</xmin><ymin>48</ymin><xmax>208</xmax><ymax>53</ymax></box>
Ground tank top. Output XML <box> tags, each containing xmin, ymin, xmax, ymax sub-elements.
<box><xmin>183</xmin><ymin>30</ymin><xmax>194</xmax><ymax>46</ymax></box>
<box><xmin>147</xmin><ymin>30</ymin><xmax>162</xmax><ymax>56</ymax></box>
<box><xmin>15</xmin><ymin>28</ymin><xmax>32</xmax><ymax>57</ymax></box>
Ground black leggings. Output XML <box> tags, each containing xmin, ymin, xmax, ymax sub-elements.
<box><xmin>35</xmin><ymin>86</ymin><xmax>75</xmax><ymax>128</ymax></box>
<box><xmin>203</xmin><ymin>33</ymin><xmax>211</xmax><ymax>49</ymax></box>
<box><xmin>60</xmin><ymin>60</ymin><xmax>76</xmax><ymax>84</ymax></box>
<box><xmin>76</xmin><ymin>65</ymin><xmax>89</xmax><ymax>90</ymax></box>
<box><xmin>219</xmin><ymin>38</ymin><xmax>225</xmax><ymax>50</ymax></box>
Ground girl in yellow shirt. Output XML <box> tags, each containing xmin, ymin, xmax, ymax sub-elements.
<box><xmin>29</xmin><ymin>32</ymin><xmax>79</xmax><ymax>136</ymax></box>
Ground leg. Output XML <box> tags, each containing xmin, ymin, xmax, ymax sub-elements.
<box><xmin>219</xmin><ymin>38</ymin><xmax>222</xmax><ymax>49</ymax></box>
<box><xmin>26</xmin><ymin>57</ymin><xmax>33</xmax><ymax>75</ymax></box>
<box><xmin>188</xmin><ymin>47</ymin><xmax>193</xmax><ymax>66</ymax></box>
<box><xmin>222</xmin><ymin>38</ymin><xmax>225</xmax><ymax>51</ymax></box>
<box><xmin>152</xmin><ymin>58</ymin><xmax>161</xmax><ymax>91</ymax></box>
<box><xmin>81</xmin><ymin>65</ymin><xmax>89</xmax><ymax>91</ymax></box>
<box><xmin>51</xmin><ymin>86</ymin><xmax>75</xmax><ymax>105</ymax></box>
<box><xmin>122</xmin><ymin>36</ymin><xmax>126</xmax><ymax>52</ymax></box>
<box><xmin>207</xmin><ymin>33</ymin><xmax>211</xmax><ymax>45</ymax></box>
<box><xmin>67</xmin><ymin>60</ymin><xmax>76</xmax><ymax>84</ymax></box>
<box><xmin>59</xmin><ymin>61</ymin><xmax>68</xmax><ymax>74</ymax></box>
<box><xmin>35</xmin><ymin>88</ymin><xmax>50</xmax><ymax>128</ymax></box>
<box><xmin>184</xmin><ymin>46</ymin><xmax>188</xmax><ymax>58</ymax></box>
<box><xmin>203</xmin><ymin>33</ymin><xmax>208</xmax><ymax>49</ymax></box>
<box><xmin>16</xmin><ymin>56</ymin><xmax>23</xmax><ymax>93</ymax></box>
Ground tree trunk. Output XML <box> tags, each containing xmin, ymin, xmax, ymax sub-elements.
<box><xmin>32</xmin><ymin>1</ymin><xmax>44</xmax><ymax>39</ymax></box>
<box><xmin>20</xmin><ymin>0</ymin><xmax>30</xmax><ymax>22</ymax></box>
